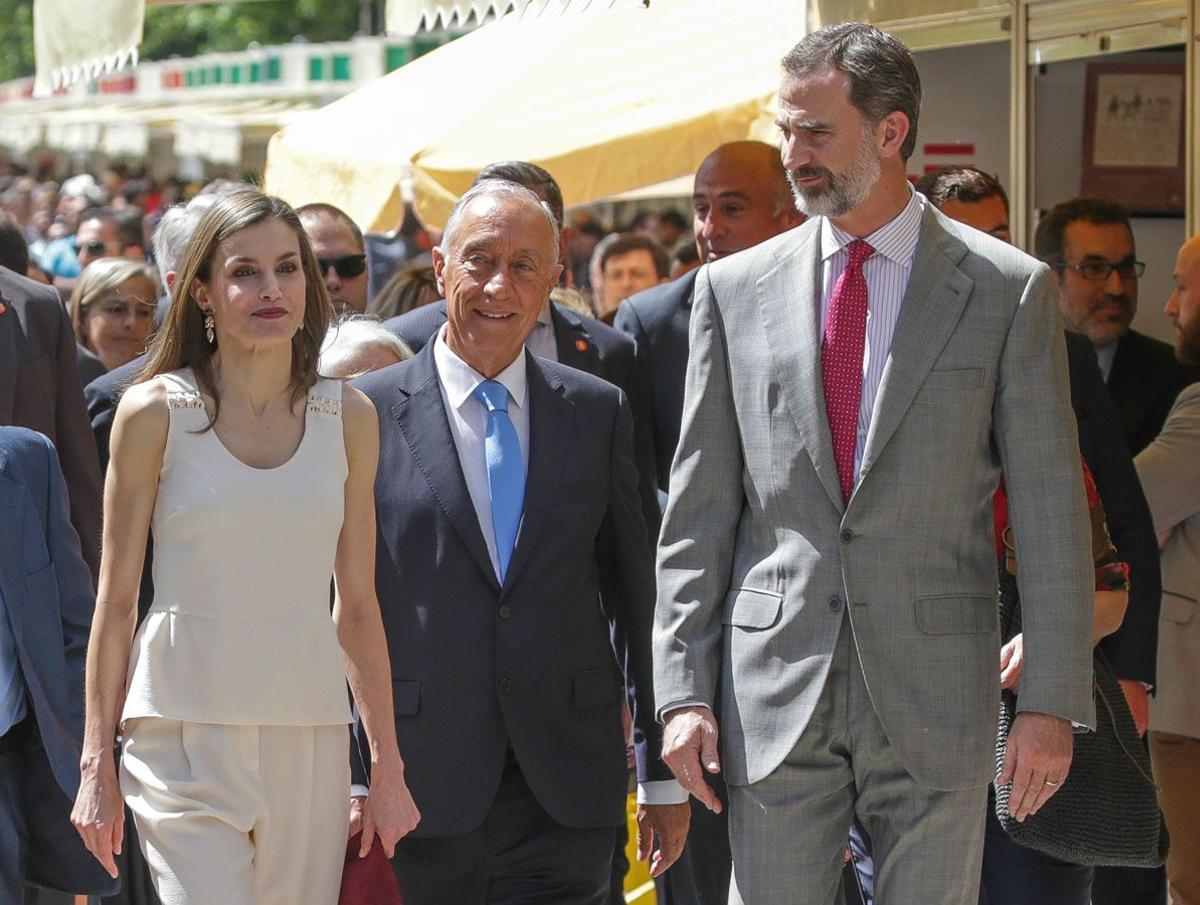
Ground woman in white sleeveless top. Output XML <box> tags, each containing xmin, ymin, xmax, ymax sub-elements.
<box><xmin>70</xmin><ymin>190</ymin><xmax>419</xmax><ymax>904</ymax></box>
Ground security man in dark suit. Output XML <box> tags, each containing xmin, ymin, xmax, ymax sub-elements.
<box><xmin>0</xmin><ymin>250</ymin><xmax>103</xmax><ymax>581</ymax></box>
<box><xmin>0</xmin><ymin>427</ymin><xmax>117</xmax><ymax>903</ymax></box>
<box><xmin>354</xmin><ymin>181</ymin><xmax>689</xmax><ymax>904</ymax></box>
<box><xmin>614</xmin><ymin>141</ymin><xmax>803</xmax><ymax>905</ymax></box>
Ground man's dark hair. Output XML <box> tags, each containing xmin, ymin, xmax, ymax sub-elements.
<box><xmin>782</xmin><ymin>23</ymin><xmax>922</xmax><ymax>161</ymax></box>
<box><xmin>1033</xmin><ymin>197</ymin><xmax>1132</xmax><ymax>266</ymax></box>
<box><xmin>473</xmin><ymin>161</ymin><xmax>564</xmax><ymax>229</ymax></box>
<box><xmin>673</xmin><ymin>241</ymin><xmax>699</xmax><ymax>267</ymax></box>
<box><xmin>659</xmin><ymin>209</ymin><xmax>689</xmax><ymax>232</ymax></box>
<box><xmin>0</xmin><ymin>211</ymin><xmax>29</xmax><ymax>273</ymax></box>
<box><xmin>576</xmin><ymin>220</ymin><xmax>606</xmax><ymax>240</ymax></box>
<box><xmin>915</xmin><ymin>166</ymin><xmax>1008</xmax><ymax>213</ymax></box>
<box><xmin>114</xmin><ymin>211</ymin><xmax>143</xmax><ymax>251</ymax></box>
<box><xmin>599</xmin><ymin>233</ymin><xmax>670</xmax><ymax>279</ymax></box>
<box><xmin>296</xmin><ymin>202</ymin><xmax>365</xmax><ymax>251</ymax></box>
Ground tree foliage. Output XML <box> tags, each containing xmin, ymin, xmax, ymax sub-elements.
<box><xmin>0</xmin><ymin>0</ymin><xmax>370</xmax><ymax>83</ymax></box>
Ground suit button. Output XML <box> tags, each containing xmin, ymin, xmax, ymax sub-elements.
<box><xmin>498</xmin><ymin>677</ymin><xmax>512</xmax><ymax>694</ymax></box>
<box><xmin>829</xmin><ymin>596</ymin><xmax>843</xmax><ymax>612</ymax></box>
<box><xmin>498</xmin><ymin>604</ymin><xmax>512</xmax><ymax>620</ymax></box>
<box><xmin>840</xmin><ymin>529</ymin><xmax>855</xmax><ymax>544</ymax></box>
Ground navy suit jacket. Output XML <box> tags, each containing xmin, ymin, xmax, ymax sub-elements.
<box><xmin>0</xmin><ymin>427</ymin><xmax>116</xmax><ymax>895</ymax></box>
<box><xmin>1065</xmin><ymin>332</ymin><xmax>1161</xmax><ymax>687</ymax></box>
<box><xmin>1107</xmin><ymin>329</ymin><xmax>1200</xmax><ymax>456</ymax></box>
<box><xmin>385</xmin><ymin>299</ymin><xmax>661</xmax><ymax>540</ymax></box>
<box><xmin>614</xmin><ymin>269</ymin><xmax>698</xmax><ymax>493</ymax></box>
<box><xmin>353</xmin><ymin>346</ymin><xmax>667</xmax><ymax>837</ymax></box>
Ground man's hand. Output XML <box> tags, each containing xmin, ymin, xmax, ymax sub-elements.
<box><xmin>1119</xmin><ymin>679</ymin><xmax>1150</xmax><ymax>737</ymax></box>
<box><xmin>1000</xmin><ymin>633</ymin><xmax>1024</xmax><ymax>690</ymax></box>
<box><xmin>636</xmin><ymin>803</ymin><xmax>691</xmax><ymax>878</ymax></box>
<box><xmin>349</xmin><ymin>795</ymin><xmax>366</xmax><ymax>838</ymax></box>
<box><xmin>661</xmin><ymin>706</ymin><xmax>722</xmax><ymax>813</ymax></box>
<box><xmin>998</xmin><ymin>711</ymin><xmax>1073</xmax><ymax>821</ymax></box>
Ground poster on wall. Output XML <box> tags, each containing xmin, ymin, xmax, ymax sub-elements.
<box><xmin>1081</xmin><ymin>61</ymin><xmax>1185</xmax><ymax>215</ymax></box>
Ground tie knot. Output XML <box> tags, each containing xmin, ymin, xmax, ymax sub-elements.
<box><xmin>846</xmin><ymin>238</ymin><xmax>875</xmax><ymax>268</ymax></box>
<box><xmin>473</xmin><ymin>379</ymin><xmax>509</xmax><ymax>413</ymax></box>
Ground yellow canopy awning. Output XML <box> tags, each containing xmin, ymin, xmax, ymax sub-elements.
<box><xmin>264</xmin><ymin>0</ymin><xmax>803</xmax><ymax>231</ymax></box>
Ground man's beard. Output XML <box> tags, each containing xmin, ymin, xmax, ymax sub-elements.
<box><xmin>787</xmin><ymin>137</ymin><xmax>881</xmax><ymax>219</ymax></box>
<box><xmin>1176</xmin><ymin>315</ymin><xmax>1200</xmax><ymax>365</ymax></box>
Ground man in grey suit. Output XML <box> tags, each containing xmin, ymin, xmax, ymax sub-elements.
<box><xmin>653</xmin><ymin>24</ymin><xmax>1095</xmax><ymax>904</ymax></box>
<box><xmin>1138</xmin><ymin>233</ymin><xmax>1200</xmax><ymax>905</ymax></box>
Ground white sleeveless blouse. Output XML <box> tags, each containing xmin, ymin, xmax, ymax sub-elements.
<box><xmin>121</xmin><ymin>368</ymin><xmax>352</xmax><ymax>727</ymax></box>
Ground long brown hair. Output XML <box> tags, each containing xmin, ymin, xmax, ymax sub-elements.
<box><xmin>137</xmin><ymin>189</ymin><xmax>333</xmax><ymax>426</ymax></box>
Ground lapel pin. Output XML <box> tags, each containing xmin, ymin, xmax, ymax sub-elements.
<box><xmin>575</xmin><ymin>339</ymin><xmax>589</xmax><ymax>353</ymax></box>
<box><xmin>0</xmin><ymin>292</ymin><xmax>7</xmax><ymax>315</ymax></box>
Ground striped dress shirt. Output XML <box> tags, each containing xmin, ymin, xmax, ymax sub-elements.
<box><xmin>819</xmin><ymin>188</ymin><xmax>925</xmax><ymax>487</ymax></box>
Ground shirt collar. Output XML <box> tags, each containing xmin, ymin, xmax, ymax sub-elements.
<box><xmin>433</xmin><ymin>324</ymin><xmax>528</xmax><ymax>412</ymax></box>
<box><xmin>819</xmin><ymin>186</ymin><xmax>924</xmax><ymax>267</ymax></box>
<box><xmin>536</xmin><ymin>302</ymin><xmax>553</xmax><ymax>327</ymax></box>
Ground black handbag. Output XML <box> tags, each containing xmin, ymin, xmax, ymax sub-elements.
<box><xmin>993</xmin><ymin>567</ymin><xmax>1169</xmax><ymax>867</ymax></box>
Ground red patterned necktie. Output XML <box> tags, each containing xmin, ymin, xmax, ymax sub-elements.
<box><xmin>822</xmin><ymin>238</ymin><xmax>875</xmax><ymax>503</ymax></box>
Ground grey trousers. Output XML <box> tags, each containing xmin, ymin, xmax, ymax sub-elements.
<box><xmin>727</xmin><ymin>618</ymin><xmax>988</xmax><ymax>905</ymax></box>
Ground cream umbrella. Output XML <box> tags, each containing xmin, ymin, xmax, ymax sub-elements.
<box><xmin>264</xmin><ymin>0</ymin><xmax>802</xmax><ymax>231</ymax></box>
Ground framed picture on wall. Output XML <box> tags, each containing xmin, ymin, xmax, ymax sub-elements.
<box><xmin>1081</xmin><ymin>60</ymin><xmax>1185</xmax><ymax>215</ymax></box>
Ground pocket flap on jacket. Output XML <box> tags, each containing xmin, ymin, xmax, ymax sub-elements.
<box><xmin>915</xmin><ymin>595</ymin><xmax>994</xmax><ymax>635</ymax></box>
<box><xmin>1161</xmin><ymin>591</ymin><xmax>1197</xmax><ymax>625</ymax></box>
<box><xmin>392</xmin><ymin>679</ymin><xmax>421</xmax><ymax>716</ymax></box>
<box><xmin>722</xmin><ymin>588</ymin><xmax>783</xmax><ymax>629</ymax></box>
<box><xmin>573</xmin><ymin>669</ymin><xmax>620</xmax><ymax>708</ymax></box>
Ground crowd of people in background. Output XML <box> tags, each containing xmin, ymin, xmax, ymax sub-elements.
<box><xmin>1</xmin><ymin>20</ymin><xmax>1199</xmax><ymax>905</ymax></box>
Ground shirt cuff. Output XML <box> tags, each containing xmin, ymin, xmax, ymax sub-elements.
<box><xmin>350</xmin><ymin>784</ymin><xmax>369</xmax><ymax>799</ymax></box>
<box><xmin>637</xmin><ymin>779</ymin><xmax>688</xmax><ymax>806</ymax></box>
<box><xmin>658</xmin><ymin>700</ymin><xmax>711</xmax><ymax>722</ymax></box>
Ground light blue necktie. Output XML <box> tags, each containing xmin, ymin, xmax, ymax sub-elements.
<box><xmin>472</xmin><ymin>380</ymin><xmax>525</xmax><ymax>582</ymax></box>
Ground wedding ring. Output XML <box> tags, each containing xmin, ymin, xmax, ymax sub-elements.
<box><xmin>1044</xmin><ymin>778</ymin><xmax>1060</xmax><ymax>786</ymax></box>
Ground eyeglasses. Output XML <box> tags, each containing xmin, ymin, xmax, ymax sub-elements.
<box><xmin>317</xmin><ymin>254</ymin><xmax>367</xmax><ymax>279</ymax></box>
<box><xmin>1054</xmin><ymin>260</ymin><xmax>1146</xmax><ymax>281</ymax></box>
<box><xmin>75</xmin><ymin>239</ymin><xmax>110</xmax><ymax>258</ymax></box>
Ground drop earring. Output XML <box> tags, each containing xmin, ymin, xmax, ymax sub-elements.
<box><xmin>203</xmin><ymin>310</ymin><xmax>215</xmax><ymax>345</ymax></box>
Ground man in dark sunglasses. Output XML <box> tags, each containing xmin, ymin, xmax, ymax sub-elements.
<box><xmin>298</xmin><ymin>202</ymin><xmax>369</xmax><ymax>314</ymax></box>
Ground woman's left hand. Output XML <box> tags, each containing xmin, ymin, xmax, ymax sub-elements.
<box><xmin>358</xmin><ymin>762</ymin><xmax>421</xmax><ymax>858</ymax></box>
<box><xmin>1000</xmin><ymin>632</ymin><xmax>1024</xmax><ymax>690</ymax></box>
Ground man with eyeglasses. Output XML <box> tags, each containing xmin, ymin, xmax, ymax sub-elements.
<box><xmin>1036</xmin><ymin>197</ymin><xmax>1199</xmax><ymax>905</ymax></box>
<box><xmin>1036</xmin><ymin>198</ymin><xmax>1200</xmax><ymax>458</ymax></box>
<box><xmin>298</xmin><ymin>202</ymin><xmax>369</xmax><ymax>315</ymax></box>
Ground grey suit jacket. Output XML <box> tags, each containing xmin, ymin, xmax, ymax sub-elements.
<box><xmin>0</xmin><ymin>267</ymin><xmax>103</xmax><ymax>578</ymax></box>
<box><xmin>1137</xmin><ymin>382</ymin><xmax>1200</xmax><ymax>738</ymax></box>
<box><xmin>653</xmin><ymin>205</ymin><xmax>1095</xmax><ymax>792</ymax></box>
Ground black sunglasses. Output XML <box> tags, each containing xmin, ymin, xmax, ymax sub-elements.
<box><xmin>317</xmin><ymin>254</ymin><xmax>367</xmax><ymax>279</ymax></box>
<box><xmin>76</xmin><ymin>239</ymin><xmax>109</xmax><ymax>257</ymax></box>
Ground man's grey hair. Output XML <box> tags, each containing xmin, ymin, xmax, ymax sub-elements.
<box><xmin>439</xmin><ymin>179</ymin><xmax>560</xmax><ymax>267</ymax></box>
<box><xmin>151</xmin><ymin>187</ymin><xmax>242</xmax><ymax>287</ymax></box>
<box><xmin>782</xmin><ymin>23</ymin><xmax>922</xmax><ymax>162</ymax></box>
<box><xmin>319</xmin><ymin>314</ymin><xmax>413</xmax><ymax>377</ymax></box>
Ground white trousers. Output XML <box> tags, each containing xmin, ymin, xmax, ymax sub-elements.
<box><xmin>120</xmin><ymin>719</ymin><xmax>350</xmax><ymax>905</ymax></box>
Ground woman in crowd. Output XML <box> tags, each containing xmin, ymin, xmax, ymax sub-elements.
<box><xmin>367</xmin><ymin>258</ymin><xmax>437</xmax><ymax>320</ymax></box>
<box><xmin>70</xmin><ymin>258</ymin><xmax>160</xmax><ymax>382</ymax></box>
<box><xmin>71</xmin><ymin>188</ymin><xmax>419</xmax><ymax>904</ymax></box>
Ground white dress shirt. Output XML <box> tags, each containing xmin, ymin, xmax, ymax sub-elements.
<box><xmin>819</xmin><ymin>187</ymin><xmax>924</xmax><ymax>486</ymax></box>
<box><xmin>433</xmin><ymin>326</ymin><xmax>531</xmax><ymax>581</ymax></box>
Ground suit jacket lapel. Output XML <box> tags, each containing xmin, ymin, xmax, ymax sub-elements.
<box><xmin>858</xmin><ymin>208</ymin><xmax>974</xmax><ymax>478</ymax></box>
<box><xmin>552</xmin><ymin>305</ymin><xmax>600</xmax><ymax>372</ymax></box>
<box><xmin>0</xmin><ymin>289</ymin><xmax>16</xmax><ymax>424</ymax></box>
<box><xmin>390</xmin><ymin>347</ymin><xmax>498</xmax><ymax>589</ymax></box>
<box><xmin>756</xmin><ymin>230</ymin><xmax>845</xmax><ymax>513</ymax></box>
<box><xmin>502</xmin><ymin>353</ymin><xmax>571</xmax><ymax>590</ymax></box>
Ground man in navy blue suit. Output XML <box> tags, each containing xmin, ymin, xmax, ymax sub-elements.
<box><xmin>0</xmin><ymin>427</ymin><xmax>117</xmax><ymax>903</ymax></box>
<box><xmin>353</xmin><ymin>180</ymin><xmax>689</xmax><ymax>905</ymax></box>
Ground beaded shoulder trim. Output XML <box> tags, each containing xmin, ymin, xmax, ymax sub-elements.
<box><xmin>307</xmin><ymin>395</ymin><xmax>342</xmax><ymax>417</ymax></box>
<box><xmin>166</xmin><ymin>391</ymin><xmax>205</xmax><ymax>412</ymax></box>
